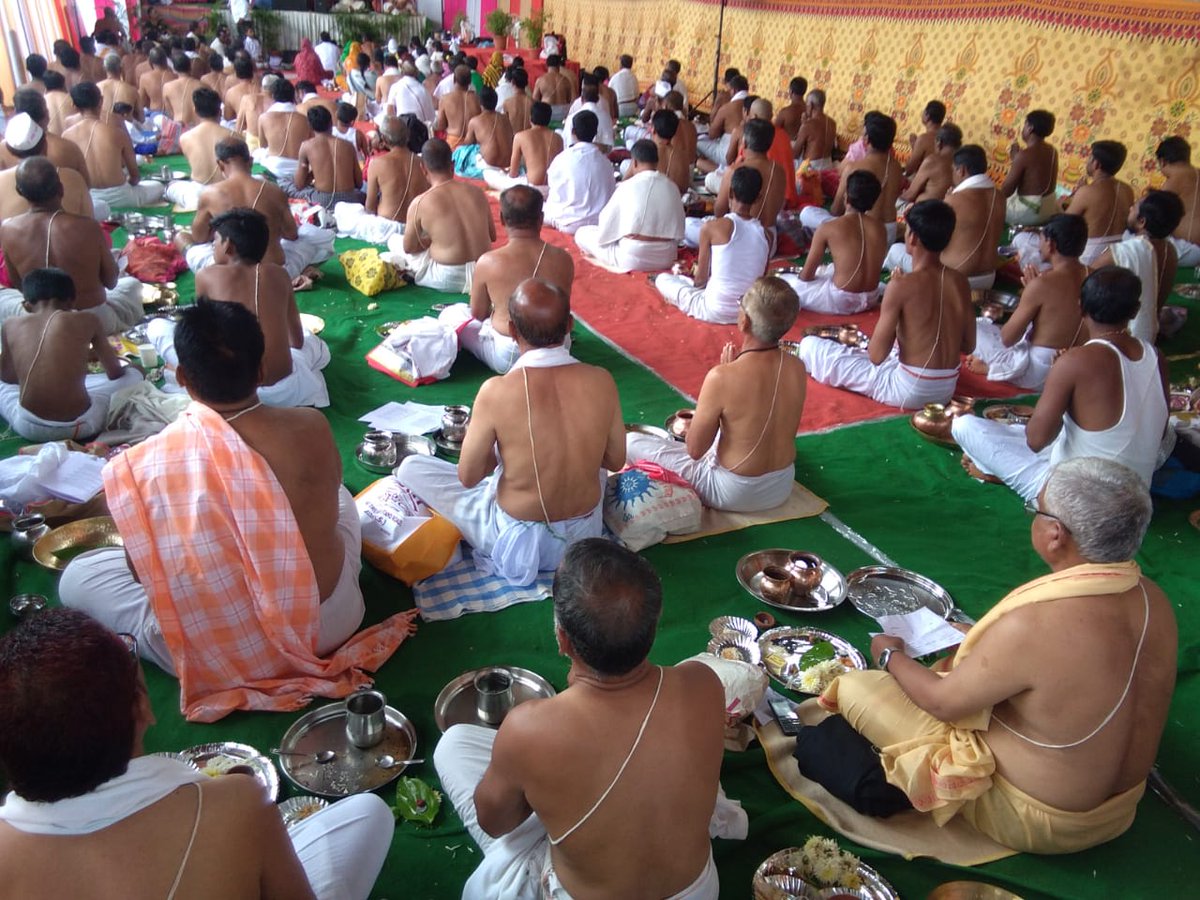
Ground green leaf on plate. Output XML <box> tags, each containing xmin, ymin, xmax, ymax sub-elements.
<box><xmin>799</xmin><ymin>640</ymin><xmax>837</xmax><ymax>669</ymax></box>
<box><xmin>394</xmin><ymin>776</ymin><xmax>442</xmax><ymax>826</ymax></box>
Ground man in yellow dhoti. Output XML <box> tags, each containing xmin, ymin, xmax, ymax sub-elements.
<box><xmin>817</xmin><ymin>457</ymin><xmax>1177</xmax><ymax>854</ymax></box>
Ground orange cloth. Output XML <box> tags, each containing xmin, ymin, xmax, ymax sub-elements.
<box><xmin>768</xmin><ymin>127</ymin><xmax>800</xmax><ymax>208</ymax></box>
<box><xmin>105</xmin><ymin>402</ymin><xmax>417</xmax><ymax>722</ymax></box>
<box><xmin>445</xmin><ymin>133</ymin><xmax>464</xmax><ymax>150</ymax></box>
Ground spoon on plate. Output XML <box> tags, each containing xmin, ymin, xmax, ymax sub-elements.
<box><xmin>271</xmin><ymin>749</ymin><xmax>337</xmax><ymax>764</ymax></box>
<box><xmin>376</xmin><ymin>754</ymin><xmax>425</xmax><ymax>769</ymax></box>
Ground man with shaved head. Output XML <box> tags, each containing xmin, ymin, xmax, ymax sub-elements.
<box><xmin>333</xmin><ymin>116</ymin><xmax>429</xmax><ymax>245</ymax></box>
<box><xmin>397</xmin><ymin>279</ymin><xmax>624</xmax><ymax>586</ymax></box>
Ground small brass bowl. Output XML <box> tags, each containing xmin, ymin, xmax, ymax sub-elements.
<box><xmin>758</xmin><ymin>566</ymin><xmax>794</xmax><ymax>603</ymax></box>
<box><xmin>946</xmin><ymin>395</ymin><xmax>975</xmax><ymax>417</ymax></box>
<box><xmin>785</xmin><ymin>552</ymin><xmax>824</xmax><ymax>594</ymax></box>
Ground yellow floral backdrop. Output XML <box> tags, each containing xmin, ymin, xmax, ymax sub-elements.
<box><xmin>544</xmin><ymin>0</ymin><xmax>1200</xmax><ymax>190</ymax></box>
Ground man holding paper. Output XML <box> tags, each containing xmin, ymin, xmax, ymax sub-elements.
<box><xmin>814</xmin><ymin>457</ymin><xmax>1176</xmax><ymax>854</ymax></box>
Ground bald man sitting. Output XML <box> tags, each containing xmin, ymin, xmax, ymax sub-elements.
<box><xmin>163</xmin><ymin>86</ymin><xmax>234</xmax><ymax>211</ymax></box>
<box><xmin>439</xmin><ymin>187</ymin><xmax>575</xmax><ymax>373</ymax></box>
<box><xmin>0</xmin><ymin>159</ymin><xmax>142</xmax><ymax>333</ymax></box>
<box><xmin>627</xmin><ymin>277</ymin><xmax>805</xmax><ymax>511</ymax></box>
<box><xmin>0</xmin><ymin>117</ymin><xmax>95</xmax><ymax>221</ymax></box>
<box><xmin>397</xmin><ymin>280</ymin><xmax>623</xmax><ymax>586</ymax></box>
<box><xmin>383</xmin><ymin>139</ymin><xmax>494</xmax><ymax>293</ymax></box>
<box><xmin>333</xmin><ymin>116</ymin><xmax>429</xmax><ymax>245</ymax></box>
<box><xmin>63</xmin><ymin>82</ymin><xmax>165</xmax><ymax>210</ymax></box>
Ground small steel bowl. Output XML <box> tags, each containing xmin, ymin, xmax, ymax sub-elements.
<box><xmin>759</xmin><ymin>566</ymin><xmax>794</xmax><ymax>604</ymax></box>
<box><xmin>9</xmin><ymin>593</ymin><xmax>47</xmax><ymax>618</ymax></box>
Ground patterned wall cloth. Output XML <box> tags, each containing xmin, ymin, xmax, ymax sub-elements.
<box><xmin>543</xmin><ymin>0</ymin><xmax>1200</xmax><ymax>190</ymax></box>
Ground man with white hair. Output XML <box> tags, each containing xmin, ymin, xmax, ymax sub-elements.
<box><xmin>954</xmin><ymin>267</ymin><xmax>1169</xmax><ymax>501</ymax></box>
<box><xmin>816</xmin><ymin>455</ymin><xmax>1176</xmax><ymax>855</ymax></box>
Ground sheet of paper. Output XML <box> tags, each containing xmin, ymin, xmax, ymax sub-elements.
<box><xmin>38</xmin><ymin>452</ymin><xmax>106</xmax><ymax>504</ymax></box>
<box><xmin>359</xmin><ymin>401</ymin><xmax>446</xmax><ymax>435</ymax></box>
<box><xmin>872</xmin><ymin>607</ymin><xmax>964</xmax><ymax>657</ymax></box>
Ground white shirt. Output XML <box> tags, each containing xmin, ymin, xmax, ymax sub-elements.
<box><xmin>562</xmin><ymin>101</ymin><xmax>615</xmax><ymax>151</ymax></box>
<box><xmin>433</xmin><ymin>73</ymin><xmax>457</xmax><ymax>100</ymax></box>
<box><xmin>595</xmin><ymin>169</ymin><xmax>685</xmax><ymax>244</ymax></box>
<box><xmin>386</xmin><ymin>75</ymin><xmax>435</xmax><ymax>123</ymax></box>
<box><xmin>315</xmin><ymin>41</ymin><xmax>341</xmax><ymax>75</ymax></box>
<box><xmin>243</xmin><ymin>36</ymin><xmax>261</xmax><ymax>62</ymax></box>
<box><xmin>496</xmin><ymin>80</ymin><xmax>517</xmax><ymax>108</ymax></box>
<box><xmin>545</xmin><ymin>142</ymin><xmax>617</xmax><ymax>232</ymax></box>
<box><xmin>210</xmin><ymin>38</ymin><xmax>227</xmax><ymax>58</ymax></box>
<box><xmin>609</xmin><ymin>68</ymin><xmax>639</xmax><ymax>105</ymax></box>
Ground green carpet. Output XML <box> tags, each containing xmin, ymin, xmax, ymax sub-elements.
<box><xmin>1</xmin><ymin>158</ymin><xmax>1197</xmax><ymax>899</ymax></box>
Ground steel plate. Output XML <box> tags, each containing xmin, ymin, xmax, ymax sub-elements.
<box><xmin>757</xmin><ymin>626</ymin><xmax>869</xmax><ymax>693</ymax></box>
<box><xmin>179</xmin><ymin>741</ymin><xmax>279</xmax><ymax>800</ymax></box>
<box><xmin>735</xmin><ymin>549</ymin><xmax>847</xmax><ymax>613</ymax></box>
<box><xmin>434</xmin><ymin>666</ymin><xmax>556</xmax><ymax>733</ymax></box>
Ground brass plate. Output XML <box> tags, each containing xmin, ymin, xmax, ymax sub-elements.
<box><xmin>33</xmin><ymin>516</ymin><xmax>123</xmax><ymax>571</ymax></box>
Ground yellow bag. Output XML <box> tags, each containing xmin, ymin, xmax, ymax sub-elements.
<box><xmin>340</xmin><ymin>248</ymin><xmax>405</xmax><ymax>297</ymax></box>
<box><xmin>355</xmin><ymin>478</ymin><xmax>462</xmax><ymax>585</ymax></box>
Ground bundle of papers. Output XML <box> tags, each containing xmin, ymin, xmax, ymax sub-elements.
<box><xmin>359</xmin><ymin>401</ymin><xmax>445</xmax><ymax>435</ymax></box>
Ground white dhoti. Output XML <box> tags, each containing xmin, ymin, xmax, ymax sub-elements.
<box><xmin>91</xmin><ymin>181</ymin><xmax>165</xmax><ymax>209</ymax></box>
<box><xmin>806</xmin><ymin>157</ymin><xmax>835</xmax><ymax>172</ymax></box>
<box><xmin>683</xmin><ymin>216</ymin><xmax>709</xmax><ymax>250</ymax></box>
<box><xmin>625</xmin><ymin>433</ymin><xmax>794</xmax><ymax>512</ymax></box>
<box><xmin>435</xmin><ymin>724</ymin><xmax>724</xmax><ymax>900</ymax></box>
<box><xmin>805</xmin><ymin>206</ymin><xmax>896</xmax><ymax>244</ymax></box>
<box><xmin>0</xmin><ymin>288</ymin><xmax>24</xmax><ymax>321</ymax></box>
<box><xmin>622</xmin><ymin>123</ymin><xmax>651</xmax><ymax>147</ymax></box>
<box><xmin>251</xmin><ymin>148</ymin><xmax>299</xmax><ymax>184</ymax></box>
<box><xmin>482</xmin><ymin>168</ymin><xmax>550</xmax><ymax>198</ymax></box>
<box><xmin>0</xmin><ymin>368</ymin><xmax>143</xmax><ymax>442</ymax></box>
<box><xmin>163</xmin><ymin>178</ymin><xmax>207</xmax><ymax>212</ymax></box>
<box><xmin>779</xmin><ymin>266</ymin><xmax>881</xmax><ymax>315</ymax></box>
<box><xmin>653</xmin><ymin>273</ymin><xmax>739</xmax><ymax>325</ymax></box>
<box><xmin>574</xmin><ymin>226</ymin><xmax>678</xmax><ymax>273</ymax></box>
<box><xmin>972</xmin><ymin>318</ymin><xmax>1058</xmax><ymax>391</ymax></box>
<box><xmin>395</xmin><ymin>455</ymin><xmax>604</xmax><ymax>587</ymax></box>
<box><xmin>1005</xmin><ymin>192</ymin><xmax>1058</xmax><ymax>227</ymax></box>
<box><xmin>333</xmin><ymin>202</ymin><xmax>406</xmax><ymax>245</ymax></box>
<box><xmin>288</xmin><ymin>793</ymin><xmax>397</xmax><ymax>900</ymax></box>
<box><xmin>258</xmin><ymin>333</ymin><xmax>331</xmax><ymax>408</ymax></box>
<box><xmin>1013</xmin><ymin>231</ymin><xmax>1120</xmax><ymax>269</ymax></box>
<box><xmin>59</xmin><ymin>485</ymin><xmax>366</xmax><ymax>672</ymax></box>
<box><xmin>1169</xmin><ymin>234</ymin><xmax>1200</xmax><ymax>267</ymax></box>
<box><xmin>185</xmin><ymin>224</ymin><xmax>334</xmax><ymax>280</ymax></box>
<box><xmin>696</xmin><ymin>133</ymin><xmax>731</xmax><ymax>166</ymax></box>
<box><xmin>383</xmin><ymin>236</ymin><xmax>474</xmax><ymax>293</ymax></box>
<box><xmin>437</xmin><ymin>303</ymin><xmax>520</xmax><ymax>374</ymax></box>
<box><xmin>799</xmin><ymin>337</ymin><xmax>960</xmax><ymax>408</ymax></box>
<box><xmin>550</xmin><ymin>104</ymin><xmax>570</xmax><ymax>123</ymax></box>
<box><xmin>92</xmin><ymin>199</ymin><xmax>112</xmax><ymax>222</ymax></box>
<box><xmin>951</xmin><ymin>415</ymin><xmax>1050</xmax><ymax>503</ymax></box>
<box><xmin>92</xmin><ymin>277</ymin><xmax>148</xmax><ymax>334</ymax></box>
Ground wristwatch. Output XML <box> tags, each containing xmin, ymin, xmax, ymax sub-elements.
<box><xmin>877</xmin><ymin>647</ymin><xmax>897</xmax><ymax>671</ymax></box>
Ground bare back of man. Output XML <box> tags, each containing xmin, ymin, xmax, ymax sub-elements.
<box><xmin>466</xmin><ymin>362</ymin><xmax>624</xmax><ymax>521</ymax></box>
<box><xmin>944</xmin><ymin>186</ymin><xmax>1005</xmax><ymax>277</ymax></box>
<box><xmin>296</xmin><ymin>134</ymin><xmax>361</xmax><ymax>193</ymax></box>
<box><xmin>180</xmin><ymin>121</ymin><xmax>235</xmax><ymax>186</ymax></box>
<box><xmin>0</xmin><ymin>309</ymin><xmax>115</xmax><ymax>420</ymax></box>
<box><xmin>2</xmin><ymin>211</ymin><xmax>114</xmax><ymax>311</ymax></box>
<box><xmin>200</xmin><ymin>71</ymin><xmax>227</xmax><ymax>98</ymax></box>
<box><xmin>138</xmin><ymin>68</ymin><xmax>174</xmax><ymax>112</ymax></box>
<box><xmin>793</xmin><ymin>113</ymin><xmax>836</xmax><ymax>163</ymax></box>
<box><xmin>706</xmin><ymin>100</ymin><xmax>741</xmax><ymax>141</ymax></box>
<box><xmin>717</xmin><ymin>157</ymin><xmax>785</xmax><ymax>229</ymax></box>
<box><xmin>45</xmin><ymin>92</ymin><xmax>74</xmax><ymax>136</ymax></box>
<box><xmin>502</xmin><ymin>93</ymin><xmax>532</xmax><ymax>134</ymax></box>
<box><xmin>62</xmin><ymin>117</ymin><xmax>137</xmax><ymax>190</ymax></box>
<box><xmin>874</xmin><ymin>265</ymin><xmax>973</xmax><ymax>370</ymax></box>
<box><xmin>1067</xmin><ymin>179</ymin><xmax>1135</xmax><ymax>238</ymax></box>
<box><xmin>223</xmin><ymin>79</ymin><xmax>254</xmax><ymax>121</ymax></box>
<box><xmin>463</xmin><ymin>110</ymin><xmax>513</xmax><ymax>168</ymax></box>
<box><xmin>1009</xmin><ymin>142</ymin><xmax>1057</xmax><ymax>199</ymax></box>
<box><xmin>0</xmin><ymin>136</ymin><xmax>89</xmax><ymax>186</ymax></box>
<box><xmin>162</xmin><ymin>76</ymin><xmax>201</xmax><ymax>126</ymax></box>
<box><xmin>808</xmin><ymin>212</ymin><xmax>887</xmax><ymax>294</ymax></box>
<box><xmin>259</xmin><ymin>110</ymin><xmax>311</xmax><ymax>160</ymax></box>
<box><xmin>437</xmin><ymin>89</ymin><xmax>482</xmax><ymax>142</ymax></box>
<box><xmin>903</xmin><ymin>154</ymin><xmax>953</xmax><ymax>203</ymax></box>
<box><xmin>495</xmin><ymin>662</ymin><xmax>724</xmax><ymax>898</ymax></box>
<box><xmin>1162</xmin><ymin>166</ymin><xmax>1200</xmax><ymax>244</ymax></box>
<box><xmin>532</xmin><ymin>71</ymin><xmax>572</xmax><ymax>109</ymax></box>
<box><xmin>188</xmin><ymin>176</ymin><xmax>296</xmax><ymax>268</ymax></box>
<box><xmin>99</xmin><ymin>77</ymin><xmax>139</xmax><ymax>124</ymax></box>
<box><xmin>470</xmin><ymin>242</ymin><xmax>574</xmax><ymax>336</ymax></box>
<box><xmin>774</xmin><ymin>101</ymin><xmax>806</xmax><ymax>142</ymax></box>
<box><xmin>405</xmin><ymin>180</ymin><xmax>494</xmax><ymax>264</ymax></box>
<box><xmin>195</xmin><ymin>262</ymin><xmax>302</xmax><ymax>386</ymax></box>
<box><xmin>837</xmin><ymin>152</ymin><xmax>902</xmax><ymax>224</ymax></box>
<box><xmin>1011</xmin><ymin>262</ymin><xmax>1087</xmax><ymax>349</ymax></box>
<box><xmin>655</xmin><ymin>139</ymin><xmax>691</xmax><ymax>194</ymax></box>
<box><xmin>366</xmin><ymin>148</ymin><xmax>429</xmax><ymax>220</ymax></box>
<box><xmin>906</xmin><ymin>131</ymin><xmax>937</xmax><ymax>176</ymax></box>
<box><xmin>0</xmin><ymin>168</ymin><xmax>92</xmax><ymax>220</ymax></box>
<box><xmin>510</xmin><ymin>127</ymin><xmax>563</xmax><ymax>186</ymax></box>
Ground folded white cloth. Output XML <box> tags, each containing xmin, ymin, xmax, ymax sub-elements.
<box><xmin>333</xmin><ymin>201</ymin><xmax>406</xmax><ymax>245</ymax></box>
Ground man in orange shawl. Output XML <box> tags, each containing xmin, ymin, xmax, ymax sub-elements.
<box><xmin>60</xmin><ymin>299</ymin><xmax>417</xmax><ymax>722</ymax></box>
<box><xmin>818</xmin><ymin>457</ymin><xmax>1176</xmax><ymax>854</ymax></box>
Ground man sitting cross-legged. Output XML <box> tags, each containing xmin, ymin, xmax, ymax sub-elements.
<box><xmin>791</xmin><ymin>89</ymin><xmax>839</xmax><ymax>172</ymax></box>
<box><xmin>384</xmin><ymin>138</ymin><xmax>494</xmax><ymax>293</ymax></box>
<box><xmin>251</xmin><ymin>77</ymin><xmax>312</xmax><ymax>186</ymax></box>
<box><xmin>0</xmin><ymin>607</ymin><xmax>395</xmax><ymax>900</ymax></box>
<box><xmin>627</xmin><ymin>276</ymin><xmax>806</xmax><ymax>511</ymax></box>
<box><xmin>160</xmin><ymin>51</ymin><xmax>202</xmax><ymax>129</ymax></box>
<box><xmin>1001</xmin><ymin>109</ymin><xmax>1059</xmax><ymax>227</ymax></box>
<box><xmin>396</xmin><ymin>280</ymin><xmax>624</xmax><ymax>586</ymax></box>
<box><xmin>780</xmin><ymin>170</ymin><xmax>886</xmax><ymax>315</ymax></box>
<box><xmin>966</xmin><ymin>213</ymin><xmax>1088</xmax><ymax>391</ymax></box>
<box><xmin>543</xmin><ymin>111</ymin><xmax>615</xmax><ymax>235</ymax></box>
<box><xmin>285</xmin><ymin>105</ymin><xmax>364</xmax><ymax>208</ymax></box>
<box><xmin>434</xmin><ymin>539</ymin><xmax>729</xmax><ymax>899</ymax></box>
<box><xmin>482</xmin><ymin>100</ymin><xmax>563</xmax><ymax>198</ymax></box>
<box><xmin>63</xmin><ymin>82</ymin><xmax>165</xmax><ymax>210</ymax></box>
<box><xmin>816</xmin><ymin>456</ymin><xmax>1176</xmax><ymax>855</ymax></box>
<box><xmin>0</xmin><ymin>158</ymin><xmax>143</xmax><ymax>332</ymax></box>
<box><xmin>799</xmin><ymin>199</ymin><xmax>974</xmax><ymax>408</ymax></box>
<box><xmin>953</xmin><ymin>267</ymin><xmax>1168</xmax><ymax>502</ymax></box>
<box><xmin>0</xmin><ymin>268</ymin><xmax>142</xmax><ymax>441</ymax></box>
<box><xmin>163</xmin><ymin>86</ymin><xmax>234</xmax><ymax>211</ymax></box>
<box><xmin>150</xmin><ymin>208</ymin><xmax>330</xmax><ymax>408</ymax></box>
<box><xmin>1155</xmin><ymin>136</ymin><xmax>1200</xmax><ymax>266</ymax></box>
<box><xmin>177</xmin><ymin>137</ymin><xmax>334</xmax><ymax>283</ymax></box>
<box><xmin>453</xmin><ymin>86</ymin><xmax>514</xmax><ymax>180</ymax></box>
<box><xmin>654</xmin><ymin>166</ymin><xmax>770</xmax><ymax>325</ymax></box>
<box><xmin>333</xmin><ymin>116</ymin><xmax>429</xmax><ymax>245</ymax></box>
<box><xmin>896</xmin><ymin>123</ymin><xmax>961</xmax><ymax>212</ymax></box>
<box><xmin>0</xmin><ymin>116</ymin><xmax>95</xmax><ymax>221</ymax></box>
<box><xmin>59</xmin><ymin>299</ymin><xmax>416</xmax><ymax>721</ymax></box>
<box><xmin>439</xmin><ymin>186</ymin><xmax>574</xmax><ymax>374</ymax></box>
<box><xmin>575</xmin><ymin>140</ymin><xmax>684</xmax><ymax>274</ymax></box>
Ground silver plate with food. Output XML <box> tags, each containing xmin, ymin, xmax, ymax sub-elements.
<box><xmin>276</xmin><ymin>702</ymin><xmax>418</xmax><ymax>799</ymax></box>
<box><xmin>735</xmin><ymin>549</ymin><xmax>847</xmax><ymax>613</ymax></box>
<box><xmin>1173</xmin><ymin>283</ymin><xmax>1200</xmax><ymax>300</ymax></box>
<box><xmin>434</xmin><ymin>666</ymin><xmax>556</xmax><ymax>733</ymax></box>
<box><xmin>706</xmin><ymin>635</ymin><xmax>760</xmax><ymax>665</ymax></box>
<box><xmin>277</xmin><ymin>795</ymin><xmax>330</xmax><ymax>830</ymax></box>
<box><xmin>845</xmin><ymin>565</ymin><xmax>960</xmax><ymax>621</ymax></box>
<box><xmin>624</xmin><ymin>423</ymin><xmax>672</xmax><ymax>441</ymax></box>
<box><xmin>758</xmin><ymin>626</ymin><xmax>868</xmax><ymax>693</ymax></box>
<box><xmin>179</xmin><ymin>742</ymin><xmax>279</xmax><ymax>800</ymax></box>
<box><xmin>982</xmin><ymin>403</ymin><xmax>1035</xmax><ymax>424</ymax></box>
<box><xmin>752</xmin><ymin>848</ymin><xmax>899</xmax><ymax>900</ymax></box>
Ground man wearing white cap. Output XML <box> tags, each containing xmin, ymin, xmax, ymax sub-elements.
<box><xmin>0</xmin><ymin>90</ymin><xmax>91</xmax><ymax>190</ymax></box>
<box><xmin>0</xmin><ymin>114</ymin><xmax>98</xmax><ymax>221</ymax></box>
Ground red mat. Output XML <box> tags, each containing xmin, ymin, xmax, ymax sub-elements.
<box><xmin>478</xmin><ymin>185</ymin><xmax>1024</xmax><ymax>434</ymax></box>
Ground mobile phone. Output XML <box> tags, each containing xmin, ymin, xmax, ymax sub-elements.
<box><xmin>768</xmin><ymin>696</ymin><xmax>801</xmax><ymax>736</ymax></box>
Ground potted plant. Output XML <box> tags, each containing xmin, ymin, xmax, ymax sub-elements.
<box><xmin>520</xmin><ymin>10</ymin><xmax>546</xmax><ymax>52</ymax></box>
<box><xmin>484</xmin><ymin>8</ymin><xmax>514</xmax><ymax>50</ymax></box>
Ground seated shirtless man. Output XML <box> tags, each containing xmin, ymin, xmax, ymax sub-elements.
<box><xmin>98</xmin><ymin>52</ymin><xmax>140</xmax><ymax>126</ymax></box>
<box><xmin>0</xmin><ymin>90</ymin><xmax>91</xmax><ymax>187</ymax></box>
<box><xmin>904</xmin><ymin>100</ymin><xmax>945</xmax><ymax>177</ymax></box>
<box><xmin>532</xmin><ymin>54</ymin><xmax>573</xmax><ymax>123</ymax></box>
<box><xmin>435</xmin><ymin>66</ymin><xmax>481</xmax><ymax>150</ymax></box>
<box><xmin>898</xmin><ymin>124</ymin><xmax>960</xmax><ymax>215</ymax></box>
<box><xmin>454</xmin><ymin>87</ymin><xmax>514</xmax><ymax>177</ymax></box>
<box><xmin>163</xmin><ymin>87</ymin><xmax>234</xmax><ymax>211</ymax></box>
<box><xmin>815</xmin><ymin>456</ymin><xmax>1175</xmax><ymax>855</ymax></box>
<box><xmin>160</xmin><ymin>51</ymin><xmax>201</xmax><ymax>128</ymax></box>
<box><xmin>781</xmin><ymin>171</ymin><xmax>886</xmax><ymax>314</ymax></box>
<box><xmin>1155</xmin><ymin>136</ymin><xmax>1200</xmax><ymax>266</ymax></box>
<box><xmin>177</xmin><ymin>137</ymin><xmax>334</xmax><ymax>283</ymax></box>
<box><xmin>137</xmin><ymin>47</ymin><xmax>174</xmax><ymax>116</ymax></box>
<box><xmin>150</xmin><ymin>209</ymin><xmax>330</xmax><ymax>408</ymax></box>
<box><xmin>0</xmin><ymin>115</ymin><xmax>94</xmax><ymax>222</ymax></box>
<box><xmin>333</xmin><ymin>116</ymin><xmax>429</xmax><ymax>245</ymax></box>
<box><xmin>59</xmin><ymin>299</ymin><xmax>416</xmax><ymax>720</ymax></box>
<box><xmin>791</xmin><ymin>90</ymin><xmax>838</xmax><ymax>171</ymax></box>
<box><xmin>434</xmin><ymin>539</ymin><xmax>727</xmax><ymax>898</ymax></box>
<box><xmin>396</xmin><ymin>280</ymin><xmax>624</xmax><ymax>586</ymax></box>
<box><xmin>1001</xmin><ymin>109</ymin><xmax>1059</xmax><ymax>227</ymax></box>
<box><xmin>63</xmin><ymin>82</ymin><xmax>164</xmax><ymax>210</ymax></box>
<box><xmin>0</xmin><ymin>159</ymin><xmax>142</xmax><ymax>333</ymax></box>
<box><xmin>966</xmin><ymin>214</ymin><xmax>1087</xmax><ymax>390</ymax></box>
<box><xmin>483</xmin><ymin>101</ymin><xmax>562</xmax><ymax>197</ymax></box>
<box><xmin>800</xmin><ymin>199</ymin><xmax>974</xmax><ymax>408</ymax></box>
<box><xmin>439</xmin><ymin>186</ymin><xmax>574</xmax><ymax>373</ymax></box>
<box><xmin>385</xmin><ymin>138</ymin><xmax>494</xmax><ymax>293</ymax></box>
<box><xmin>0</xmin><ymin>267</ymin><xmax>141</xmax><ymax>441</ymax></box>
<box><xmin>685</xmin><ymin>119</ymin><xmax>786</xmax><ymax>250</ymax></box>
<box><xmin>252</xmin><ymin>78</ymin><xmax>311</xmax><ymax>185</ymax></box>
<box><xmin>285</xmin><ymin>105</ymin><xmax>363</xmax><ymax>208</ymax></box>
<box><xmin>628</xmin><ymin>277</ymin><xmax>805</xmax><ymax>511</ymax></box>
